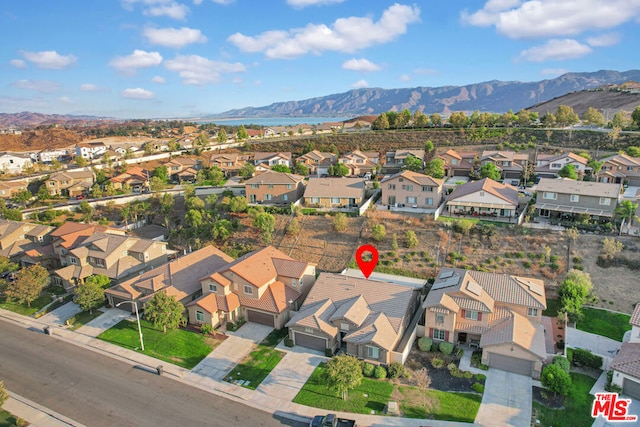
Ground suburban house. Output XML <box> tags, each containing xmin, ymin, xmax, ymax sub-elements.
<box><xmin>337</xmin><ymin>150</ymin><xmax>379</xmax><ymax>176</ymax></box>
<box><xmin>0</xmin><ymin>219</ymin><xmax>54</xmax><ymax>262</ymax></box>
<box><xmin>53</xmin><ymin>232</ymin><xmax>167</xmax><ymax>290</ymax></box>
<box><xmin>534</xmin><ymin>178</ymin><xmax>621</xmax><ymax>221</ymax></box>
<box><xmin>296</xmin><ymin>150</ymin><xmax>337</xmax><ymax>176</ymax></box>
<box><xmin>50</xmin><ymin>222</ymin><xmax>125</xmax><ymax>268</ymax></box>
<box><xmin>0</xmin><ymin>152</ymin><xmax>33</xmax><ymax>175</ymax></box>
<box><xmin>46</xmin><ymin>169</ymin><xmax>95</xmax><ymax>197</ymax></box>
<box><xmin>164</xmin><ymin>157</ymin><xmax>202</xmax><ymax>182</ymax></box>
<box><xmin>439</xmin><ymin>149</ymin><xmax>476</xmax><ymax>177</ymax></box>
<box><xmin>187</xmin><ymin>246</ymin><xmax>316</xmax><ymax>329</ymax></box>
<box><xmin>384</xmin><ymin>149</ymin><xmax>425</xmax><ymax>171</ymax></box>
<box><xmin>253</xmin><ymin>152</ymin><xmax>292</xmax><ymax>169</ymax></box>
<box><xmin>303</xmin><ymin>177</ymin><xmax>366</xmax><ymax>209</ymax></box>
<box><xmin>244</xmin><ymin>171</ymin><xmax>305</xmax><ymax>205</ymax></box>
<box><xmin>534</xmin><ymin>152</ymin><xmax>589</xmax><ymax>179</ymax></box>
<box><xmin>423</xmin><ymin>268</ymin><xmax>547</xmax><ymax>377</ymax></box>
<box><xmin>610</xmin><ymin>303</ymin><xmax>640</xmax><ymax>399</ymax></box>
<box><xmin>209</xmin><ymin>153</ymin><xmax>247</xmax><ymax>177</ymax></box>
<box><xmin>446</xmin><ymin>178</ymin><xmax>519</xmax><ymax>219</ymax></box>
<box><xmin>75</xmin><ymin>142</ymin><xmax>107</xmax><ymax>160</ymax></box>
<box><xmin>286</xmin><ymin>272</ymin><xmax>423</xmax><ymax>364</ymax></box>
<box><xmin>381</xmin><ymin>170</ymin><xmax>444</xmax><ymax>210</ymax></box>
<box><xmin>105</xmin><ymin>245</ymin><xmax>233</xmax><ymax>311</ymax></box>
<box><xmin>36</xmin><ymin>149</ymin><xmax>69</xmax><ymax>163</ymax></box>
<box><xmin>596</xmin><ymin>153</ymin><xmax>640</xmax><ymax>186</ymax></box>
<box><xmin>480</xmin><ymin>151</ymin><xmax>530</xmax><ymax>185</ymax></box>
<box><xmin>0</xmin><ymin>181</ymin><xmax>27</xmax><ymax>199</ymax></box>
<box><xmin>109</xmin><ymin>166</ymin><xmax>149</xmax><ymax>193</ymax></box>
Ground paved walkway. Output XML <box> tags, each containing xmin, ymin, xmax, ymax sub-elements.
<box><xmin>75</xmin><ymin>307</ymin><xmax>131</xmax><ymax>338</ymax></box>
<box><xmin>475</xmin><ymin>369</ymin><xmax>532</xmax><ymax>427</ymax></box>
<box><xmin>3</xmin><ymin>392</ymin><xmax>85</xmax><ymax>427</ymax></box>
<box><xmin>39</xmin><ymin>301</ymin><xmax>82</xmax><ymax>327</ymax></box>
<box><xmin>566</xmin><ymin>327</ymin><xmax>622</xmax><ymax>369</ymax></box>
<box><xmin>458</xmin><ymin>349</ymin><xmax>486</xmax><ymax>375</ymax></box>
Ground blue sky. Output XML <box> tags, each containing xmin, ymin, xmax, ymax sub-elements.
<box><xmin>2</xmin><ymin>0</ymin><xmax>639</xmax><ymax>119</ymax></box>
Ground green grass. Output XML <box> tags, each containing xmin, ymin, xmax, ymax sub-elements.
<box><xmin>542</xmin><ymin>298</ymin><xmax>563</xmax><ymax>317</ymax></box>
<box><xmin>0</xmin><ymin>293</ymin><xmax>53</xmax><ymax>316</ymax></box>
<box><xmin>533</xmin><ymin>373</ymin><xmax>597</xmax><ymax>427</ymax></box>
<box><xmin>67</xmin><ymin>310</ymin><xmax>104</xmax><ymax>331</ymax></box>
<box><xmin>294</xmin><ymin>363</ymin><xmax>481</xmax><ymax>421</ymax></box>
<box><xmin>576</xmin><ymin>307</ymin><xmax>631</xmax><ymax>341</ymax></box>
<box><xmin>97</xmin><ymin>319</ymin><xmax>218</xmax><ymax>369</ymax></box>
<box><xmin>0</xmin><ymin>409</ymin><xmax>21</xmax><ymax>427</ymax></box>
<box><xmin>260</xmin><ymin>328</ymin><xmax>288</xmax><ymax>348</ymax></box>
<box><xmin>224</xmin><ymin>345</ymin><xmax>285</xmax><ymax>390</ymax></box>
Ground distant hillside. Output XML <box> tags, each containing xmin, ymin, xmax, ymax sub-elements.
<box><xmin>206</xmin><ymin>70</ymin><xmax>640</xmax><ymax>119</ymax></box>
<box><xmin>0</xmin><ymin>112</ymin><xmax>113</xmax><ymax>128</ymax></box>
<box><xmin>527</xmin><ymin>88</ymin><xmax>640</xmax><ymax>117</ymax></box>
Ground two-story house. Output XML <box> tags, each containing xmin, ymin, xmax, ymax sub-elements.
<box><xmin>446</xmin><ymin>178</ymin><xmax>519</xmax><ymax>219</ymax></box>
<box><xmin>50</xmin><ymin>222</ymin><xmax>125</xmax><ymax>268</ymax></box>
<box><xmin>253</xmin><ymin>152</ymin><xmax>292</xmax><ymax>169</ymax></box>
<box><xmin>384</xmin><ymin>149</ymin><xmax>425</xmax><ymax>172</ymax></box>
<box><xmin>164</xmin><ymin>157</ymin><xmax>201</xmax><ymax>182</ymax></box>
<box><xmin>286</xmin><ymin>272</ymin><xmax>423</xmax><ymax>364</ymax></box>
<box><xmin>46</xmin><ymin>169</ymin><xmax>95</xmax><ymax>197</ymax></box>
<box><xmin>109</xmin><ymin>166</ymin><xmax>149</xmax><ymax>193</ymax></box>
<box><xmin>534</xmin><ymin>178</ymin><xmax>621</xmax><ymax>221</ymax></box>
<box><xmin>610</xmin><ymin>304</ymin><xmax>640</xmax><ymax>399</ymax></box>
<box><xmin>75</xmin><ymin>142</ymin><xmax>107</xmax><ymax>160</ymax></box>
<box><xmin>439</xmin><ymin>149</ymin><xmax>477</xmax><ymax>177</ymax></box>
<box><xmin>296</xmin><ymin>150</ymin><xmax>337</xmax><ymax>176</ymax></box>
<box><xmin>480</xmin><ymin>151</ymin><xmax>530</xmax><ymax>185</ymax></box>
<box><xmin>535</xmin><ymin>152</ymin><xmax>589</xmax><ymax>179</ymax></box>
<box><xmin>337</xmin><ymin>150</ymin><xmax>379</xmax><ymax>176</ymax></box>
<box><xmin>303</xmin><ymin>177</ymin><xmax>366</xmax><ymax>209</ymax></box>
<box><xmin>0</xmin><ymin>180</ymin><xmax>28</xmax><ymax>200</ymax></box>
<box><xmin>596</xmin><ymin>154</ymin><xmax>640</xmax><ymax>186</ymax></box>
<box><xmin>423</xmin><ymin>268</ymin><xmax>547</xmax><ymax>377</ymax></box>
<box><xmin>0</xmin><ymin>152</ymin><xmax>33</xmax><ymax>175</ymax></box>
<box><xmin>244</xmin><ymin>171</ymin><xmax>305</xmax><ymax>205</ymax></box>
<box><xmin>381</xmin><ymin>170</ymin><xmax>444</xmax><ymax>210</ymax></box>
<box><xmin>36</xmin><ymin>149</ymin><xmax>70</xmax><ymax>164</ymax></box>
<box><xmin>186</xmin><ymin>246</ymin><xmax>316</xmax><ymax>329</ymax></box>
<box><xmin>0</xmin><ymin>219</ymin><xmax>54</xmax><ymax>262</ymax></box>
<box><xmin>209</xmin><ymin>153</ymin><xmax>247</xmax><ymax>177</ymax></box>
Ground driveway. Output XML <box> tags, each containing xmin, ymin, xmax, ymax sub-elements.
<box><xmin>75</xmin><ymin>307</ymin><xmax>132</xmax><ymax>338</ymax></box>
<box><xmin>475</xmin><ymin>369</ymin><xmax>532</xmax><ymax>427</ymax></box>
<box><xmin>39</xmin><ymin>301</ymin><xmax>81</xmax><ymax>326</ymax></box>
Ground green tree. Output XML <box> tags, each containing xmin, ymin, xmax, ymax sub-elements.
<box><xmin>448</xmin><ymin>111</ymin><xmax>468</xmax><ymax>128</ymax></box>
<box><xmin>587</xmin><ymin>159</ymin><xmax>604</xmax><ymax>175</ymax></box>
<box><xmin>632</xmin><ymin>106</ymin><xmax>640</xmax><ymax>128</ymax></box>
<box><xmin>424</xmin><ymin>140</ymin><xmax>434</xmax><ymax>156</ymax></box>
<box><xmin>185</xmin><ymin>196</ymin><xmax>205</xmax><ymax>212</ymax></box>
<box><xmin>253</xmin><ymin>212</ymin><xmax>275</xmax><ymax>243</ymax></box>
<box><xmin>37</xmin><ymin>184</ymin><xmax>51</xmax><ymax>201</ymax></box>
<box><xmin>303</xmin><ymin>141</ymin><xmax>316</xmax><ymax>154</ymax></box>
<box><xmin>558</xmin><ymin>269</ymin><xmax>593</xmax><ymax>321</ymax></box>
<box><xmin>404</xmin><ymin>230</ymin><xmax>418</xmax><ymax>248</ymax></box>
<box><xmin>151</xmin><ymin>166</ymin><xmax>169</xmax><ymax>183</ymax></box>
<box><xmin>239</xmin><ymin>163</ymin><xmax>255</xmax><ymax>179</ymax></box>
<box><xmin>91</xmin><ymin>185</ymin><xmax>104</xmax><ymax>198</ymax></box>
<box><xmin>75</xmin><ymin>156</ymin><xmax>88</xmax><ymax>167</ymax></box>
<box><xmin>75</xmin><ymin>276</ymin><xmax>107</xmax><ymax>314</ymax></box>
<box><xmin>402</xmin><ymin>155</ymin><xmax>423</xmax><ymax>172</ymax></box>
<box><xmin>149</xmin><ymin>176</ymin><xmax>165</xmax><ymax>192</ymax></box>
<box><xmin>627</xmin><ymin>146</ymin><xmax>640</xmax><ymax>157</ymax></box>
<box><xmin>372</xmin><ymin>113</ymin><xmax>390</xmax><ymax>130</ymax></box>
<box><xmin>541</xmin><ymin>112</ymin><xmax>556</xmax><ymax>127</ymax></box>
<box><xmin>236</xmin><ymin>125</ymin><xmax>249</xmax><ymax>140</ymax></box>
<box><xmin>10</xmin><ymin>189</ymin><xmax>32</xmax><ymax>205</ymax></box>
<box><xmin>332</xmin><ymin>213</ymin><xmax>348</xmax><ymax>232</ymax></box>
<box><xmin>583</xmin><ymin>107</ymin><xmax>605</xmax><ymax>128</ymax></box>
<box><xmin>271</xmin><ymin>164</ymin><xmax>291</xmax><ymax>173</ymax></box>
<box><xmin>0</xmin><ymin>380</ymin><xmax>9</xmax><ymax>408</ymax></box>
<box><xmin>1</xmin><ymin>208</ymin><xmax>22</xmax><ymax>221</ymax></box>
<box><xmin>371</xmin><ymin>224</ymin><xmax>386</xmax><ymax>242</ymax></box>
<box><xmin>144</xmin><ymin>291</ymin><xmax>185</xmax><ymax>333</ymax></box>
<box><xmin>211</xmin><ymin>219</ymin><xmax>233</xmax><ymax>241</ymax></box>
<box><xmin>615</xmin><ymin>200</ymin><xmax>639</xmax><ymax>230</ymax></box>
<box><xmin>330</xmin><ymin>163</ymin><xmax>350</xmax><ymax>177</ymax></box>
<box><xmin>294</xmin><ymin>162</ymin><xmax>309</xmax><ymax>176</ymax></box>
<box><xmin>5</xmin><ymin>264</ymin><xmax>49</xmax><ymax>307</ymax></box>
<box><xmin>424</xmin><ymin>158</ymin><xmax>444</xmax><ymax>179</ymax></box>
<box><xmin>217</xmin><ymin>128</ymin><xmax>227</xmax><ymax>144</ymax></box>
<box><xmin>541</xmin><ymin>363</ymin><xmax>572</xmax><ymax>397</ymax></box>
<box><xmin>610</xmin><ymin>111</ymin><xmax>628</xmax><ymax>129</ymax></box>
<box><xmin>228</xmin><ymin>196</ymin><xmax>248</xmax><ymax>213</ymax></box>
<box><xmin>185</xmin><ymin>209</ymin><xmax>203</xmax><ymax>229</ymax></box>
<box><xmin>479</xmin><ymin>163</ymin><xmax>501</xmax><ymax>181</ymax></box>
<box><xmin>286</xmin><ymin>217</ymin><xmax>301</xmax><ymax>235</ymax></box>
<box><xmin>558</xmin><ymin>164</ymin><xmax>578</xmax><ymax>180</ymax></box>
<box><xmin>324</xmin><ymin>354</ymin><xmax>363</xmax><ymax>400</ymax></box>
<box><xmin>414</xmin><ymin>110</ymin><xmax>429</xmax><ymax>128</ymax></box>
<box><xmin>555</xmin><ymin>105</ymin><xmax>579</xmax><ymax>127</ymax></box>
<box><xmin>430</xmin><ymin>113</ymin><xmax>442</xmax><ymax>127</ymax></box>
<box><xmin>391</xmin><ymin>233</ymin><xmax>398</xmax><ymax>251</ymax></box>
<box><xmin>516</xmin><ymin>109</ymin><xmax>532</xmax><ymax>127</ymax></box>
<box><xmin>79</xmin><ymin>201</ymin><xmax>95</xmax><ymax>223</ymax></box>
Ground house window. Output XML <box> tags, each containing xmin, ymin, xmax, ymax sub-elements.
<box><xmin>435</xmin><ymin>314</ymin><xmax>444</xmax><ymax>323</ymax></box>
<box><xmin>406</xmin><ymin>184</ymin><xmax>413</xmax><ymax>191</ymax></box>
<box><xmin>291</xmin><ymin>279</ymin><xmax>297</xmax><ymax>287</ymax></box>
<box><xmin>250</xmin><ymin>184</ymin><xmax>259</xmax><ymax>189</ymax></box>
<box><xmin>209</xmin><ymin>283</ymin><xmax>217</xmax><ymax>292</ymax></box>
<box><xmin>366</xmin><ymin>345</ymin><xmax>379</xmax><ymax>359</ymax></box>
<box><xmin>527</xmin><ymin>307</ymin><xmax>539</xmax><ymax>317</ymax></box>
<box><xmin>69</xmin><ymin>256</ymin><xmax>78</xmax><ymax>264</ymax></box>
<box><xmin>388</xmin><ymin>184</ymin><xmax>395</xmax><ymax>190</ymax></box>
<box><xmin>479</xmin><ymin>191</ymin><xmax>485</xmax><ymax>197</ymax></box>
<box><xmin>543</xmin><ymin>192</ymin><xmax>557</xmax><ymax>200</ymax></box>
<box><xmin>286</xmin><ymin>184</ymin><xmax>293</xmax><ymax>189</ymax></box>
<box><xmin>195</xmin><ymin>310</ymin><xmax>205</xmax><ymax>322</ymax></box>
<box><xmin>310</xmin><ymin>197</ymin><xmax>320</xmax><ymax>204</ymax></box>
<box><xmin>330</xmin><ymin>197</ymin><xmax>340</xmax><ymax>204</ymax></box>
<box><xmin>243</xmin><ymin>285</ymin><xmax>252</xmax><ymax>295</ymax></box>
<box><xmin>426</xmin><ymin>197</ymin><xmax>434</xmax><ymax>206</ymax></box>
<box><xmin>406</xmin><ymin>196</ymin><xmax>417</xmax><ymax>204</ymax></box>
<box><xmin>340</xmin><ymin>322</ymin><xmax>349</xmax><ymax>331</ymax></box>
<box><xmin>627</xmin><ymin>166</ymin><xmax>634</xmax><ymax>171</ymax></box>
<box><xmin>282</xmin><ymin>194</ymin><xmax>288</xmax><ymax>201</ymax></box>
<box><xmin>264</xmin><ymin>194</ymin><xmax>272</xmax><ymax>201</ymax></box>
<box><xmin>570</xmin><ymin>194</ymin><xmax>579</xmax><ymax>202</ymax></box>
<box><xmin>551</xmin><ymin>163</ymin><xmax>562</xmax><ymax>169</ymax></box>
<box><xmin>249</xmin><ymin>194</ymin><xmax>257</xmax><ymax>203</ymax></box>
<box><xmin>451</xmin><ymin>159</ymin><xmax>458</xmax><ymax>165</ymax></box>
<box><xmin>465</xmin><ymin>310</ymin><xmax>479</xmax><ymax>320</ymax></box>
<box><xmin>599</xmin><ymin>197</ymin><xmax>611</xmax><ymax>206</ymax></box>
<box><xmin>422</xmin><ymin>186</ymin><xmax>433</xmax><ymax>192</ymax></box>
<box><xmin>399</xmin><ymin>178</ymin><xmax>404</xmax><ymax>182</ymax></box>
<box><xmin>433</xmin><ymin>329</ymin><xmax>446</xmax><ymax>340</ymax></box>
<box><xmin>268</xmin><ymin>184</ymin><xmax>274</xmax><ymax>189</ymax></box>
<box><xmin>304</xmin><ymin>327</ymin><xmax>314</xmax><ymax>333</ymax></box>
<box><xmin>94</xmin><ymin>258</ymin><xmax>105</xmax><ymax>267</ymax></box>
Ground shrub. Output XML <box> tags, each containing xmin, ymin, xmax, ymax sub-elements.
<box><xmin>284</xmin><ymin>337</ymin><xmax>293</xmax><ymax>347</ymax></box>
<box><xmin>362</xmin><ymin>362</ymin><xmax>375</xmax><ymax>377</ymax></box>
<box><xmin>373</xmin><ymin>365</ymin><xmax>387</xmax><ymax>379</ymax></box>
<box><xmin>605</xmin><ymin>383</ymin><xmax>623</xmax><ymax>393</ymax></box>
<box><xmin>371</xmin><ymin>224</ymin><xmax>386</xmax><ymax>242</ymax></box>
<box><xmin>573</xmin><ymin>256</ymin><xmax>583</xmax><ymax>264</ymax></box>
<box><xmin>541</xmin><ymin>363</ymin><xmax>572</xmax><ymax>396</ymax></box>
<box><xmin>474</xmin><ymin>373</ymin><xmax>486</xmax><ymax>382</ymax></box>
<box><xmin>325</xmin><ymin>348</ymin><xmax>333</xmax><ymax>357</ymax></box>
<box><xmin>550</xmin><ymin>255</ymin><xmax>560</xmax><ymax>263</ymax></box>
<box><xmin>388</xmin><ymin>362</ymin><xmax>405</xmax><ymax>379</ymax></box>
<box><xmin>463</xmin><ymin>371</ymin><xmax>473</xmax><ymax>379</ymax></box>
<box><xmin>431</xmin><ymin>358</ymin><xmax>444</xmax><ymax>368</ymax></box>
<box><xmin>573</xmin><ymin>348</ymin><xmax>603</xmax><ymax>369</ymax></box>
<box><xmin>439</xmin><ymin>341</ymin><xmax>454</xmax><ymax>355</ymax></box>
<box><xmin>450</xmin><ymin>368</ymin><xmax>464</xmax><ymax>378</ymax></box>
<box><xmin>404</xmin><ymin>230</ymin><xmax>418</xmax><ymax>248</ymax></box>
<box><xmin>523</xmin><ymin>261</ymin><xmax>532</xmax><ymax>268</ymax></box>
<box><xmin>447</xmin><ymin>362</ymin><xmax>457</xmax><ymax>371</ymax></box>
<box><xmin>418</xmin><ymin>337</ymin><xmax>432</xmax><ymax>352</ymax></box>
<box><xmin>200</xmin><ymin>324</ymin><xmax>213</xmax><ymax>335</ymax></box>
<box><xmin>550</xmin><ymin>262</ymin><xmax>560</xmax><ymax>271</ymax></box>
<box><xmin>431</xmin><ymin>343</ymin><xmax>440</xmax><ymax>352</ymax></box>
<box><xmin>513</xmin><ymin>251</ymin><xmax>525</xmax><ymax>258</ymax></box>
<box><xmin>552</xmin><ymin>356</ymin><xmax>570</xmax><ymax>373</ymax></box>
<box><xmin>332</xmin><ymin>213</ymin><xmax>348</xmax><ymax>232</ymax></box>
<box><xmin>472</xmin><ymin>383</ymin><xmax>485</xmax><ymax>393</ymax></box>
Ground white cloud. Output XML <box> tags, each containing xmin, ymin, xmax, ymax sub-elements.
<box><xmin>121</xmin><ymin>88</ymin><xmax>155</xmax><ymax>99</ymax></box>
<box><xmin>12</xmin><ymin>79</ymin><xmax>62</xmax><ymax>93</ymax></box>
<box><xmin>462</xmin><ymin>0</ymin><xmax>640</xmax><ymax>39</ymax></box>
<box><xmin>144</xmin><ymin>2</ymin><xmax>189</xmax><ymax>20</ymax></box>
<box><xmin>151</xmin><ymin>75</ymin><xmax>166</xmax><ymax>83</ymax></box>
<box><xmin>540</xmin><ymin>68</ymin><xmax>569</xmax><ymax>76</ymax></box>
<box><xmin>80</xmin><ymin>83</ymin><xmax>100</xmax><ymax>92</ymax></box>
<box><xmin>399</xmin><ymin>74</ymin><xmax>410</xmax><ymax>82</ymax></box>
<box><xmin>193</xmin><ymin>0</ymin><xmax>203</xmax><ymax>4</ymax></box>
<box><xmin>10</xmin><ymin>59</ymin><xmax>27</xmax><ymax>68</ymax></box>
<box><xmin>587</xmin><ymin>33</ymin><xmax>621</xmax><ymax>47</ymax></box>
<box><xmin>211</xmin><ymin>0</ymin><xmax>234</xmax><ymax>4</ymax></box>
<box><xmin>342</xmin><ymin>58</ymin><xmax>381</xmax><ymax>72</ymax></box>
<box><xmin>228</xmin><ymin>3</ymin><xmax>421</xmax><ymax>59</ymax></box>
<box><xmin>164</xmin><ymin>54</ymin><xmax>245</xmax><ymax>85</ymax></box>
<box><xmin>59</xmin><ymin>96</ymin><xmax>73</xmax><ymax>104</ymax></box>
<box><xmin>517</xmin><ymin>39</ymin><xmax>592</xmax><ymax>62</ymax></box>
<box><xmin>352</xmin><ymin>79</ymin><xmax>369</xmax><ymax>89</ymax></box>
<box><xmin>143</xmin><ymin>27</ymin><xmax>207</xmax><ymax>48</ymax></box>
<box><xmin>287</xmin><ymin>0</ymin><xmax>345</xmax><ymax>7</ymax></box>
<box><xmin>20</xmin><ymin>50</ymin><xmax>77</xmax><ymax>69</ymax></box>
<box><xmin>109</xmin><ymin>50</ymin><xmax>163</xmax><ymax>73</ymax></box>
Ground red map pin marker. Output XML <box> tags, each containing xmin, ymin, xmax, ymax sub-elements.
<box><xmin>355</xmin><ymin>244</ymin><xmax>378</xmax><ymax>279</ymax></box>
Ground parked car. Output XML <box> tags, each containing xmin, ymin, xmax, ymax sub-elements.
<box><xmin>75</xmin><ymin>194</ymin><xmax>85</xmax><ymax>200</ymax></box>
<box><xmin>310</xmin><ymin>414</ymin><xmax>356</xmax><ymax>427</ymax></box>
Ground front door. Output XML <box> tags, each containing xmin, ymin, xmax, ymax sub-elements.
<box><xmin>388</xmin><ymin>195</ymin><xmax>396</xmax><ymax>206</ymax></box>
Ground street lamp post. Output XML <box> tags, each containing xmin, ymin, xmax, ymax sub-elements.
<box><xmin>116</xmin><ymin>300</ymin><xmax>145</xmax><ymax>352</ymax></box>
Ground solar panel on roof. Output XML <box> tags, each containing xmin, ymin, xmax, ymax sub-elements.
<box><xmin>440</xmin><ymin>270</ymin><xmax>454</xmax><ymax>279</ymax></box>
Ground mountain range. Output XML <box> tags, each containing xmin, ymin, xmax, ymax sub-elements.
<box><xmin>205</xmin><ymin>69</ymin><xmax>640</xmax><ymax>119</ymax></box>
<box><xmin>0</xmin><ymin>112</ymin><xmax>113</xmax><ymax>128</ymax></box>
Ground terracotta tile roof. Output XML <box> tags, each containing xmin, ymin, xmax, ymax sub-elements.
<box><xmin>481</xmin><ymin>150</ymin><xmax>529</xmax><ymax>163</ymax></box>
<box><xmin>187</xmin><ymin>292</ymin><xmax>241</xmax><ymax>314</ymax></box>
<box><xmin>238</xmin><ymin>281</ymin><xmax>301</xmax><ymax>314</ymax></box>
<box><xmin>253</xmin><ymin>152</ymin><xmax>292</xmax><ymax>162</ymax></box>
<box><xmin>611</xmin><ymin>343</ymin><xmax>640</xmax><ymax>379</ymax></box>
<box><xmin>49</xmin><ymin>169</ymin><xmax>94</xmax><ymax>181</ymax></box>
<box><xmin>442</xmin><ymin>149</ymin><xmax>462</xmax><ymax>160</ymax></box>
<box><xmin>447</xmin><ymin>178</ymin><xmax>518</xmax><ymax>206</ymax></box>
<box><xmin>220</xmin><ymin>246</ymin><xmax>298</xmax><ymax>288</ymax></box>
<box><xmin>602</xmin><ymin>153</ymin><xmax>640</xmax><ymax>167</ymax></box>
<box><xmin>381</xmin><ymin>170</ymin><xmax>444</xmax><ymax>187</ymax></box>
<box><xmin>304</xmin><ymin>177</ymin><xmax>365</xmax><ymax>199</ymax></box>
<box><xmin>272</xmin><ymin>257</ymin><xmax>309</xmax><ymax>278</ymax></box>
<box><xmin>479</xmin><ymin>309</ymin><xmax>546</xmax><ymax>360</ymax></box>
<box><xmin>630</xmin><ymin>304</ymin><xmax>640</xmax><ymax>327</ymax></box>
<box><xmin>343</xmin><ymin>312</ymin><xmax>398</xmax><ymax>351</ymax></box>
<box><xmin>205</xmin><ymin>272</ymin><xmax>232</xmax><ymax>287</ymax></box>
<box><xmin>536</xmin><ymin>178</ymin><xmax>622</xmax><ymax>198</ymax></box>
<box><xmin>244</xmin><ymin>170</ymin><xmax>304</xmax><ymax>185</ymax></box>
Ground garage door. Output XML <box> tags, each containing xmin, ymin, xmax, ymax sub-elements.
<box><xmin>488</xmin><ymin>353</ymin><xmax>533</xmax><ymax>376</ymax></box>
<box><xmin>294</xmin><ymin>332</ymin><xmax>326</xmax><ymax>351</ymax></box>
<box><xmin>623</xmin><ymin>378</ymin><xmax>640</xmax><ymax>400</ymax></box>
<box><xmin>246</xmin><ymin>309</ymin><xmax>275</xmax><ymax>327</ymax></box>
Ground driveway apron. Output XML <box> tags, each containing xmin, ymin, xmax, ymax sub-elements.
<box><xmin>475</xmin><ymin>369</ymin><xmax>532</xmax><ymax>427</ymax></box>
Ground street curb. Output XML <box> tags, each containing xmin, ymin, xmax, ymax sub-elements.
<box><xmin>5</xmin><ymin>392</ymin><xmax>87</xmax><ymax>427</ymax></box>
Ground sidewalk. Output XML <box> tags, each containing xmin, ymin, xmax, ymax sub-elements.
<box><xmin>3</xmin><ymin>391</ymin><xmax>86</xmax><ymax>427</ymax></box>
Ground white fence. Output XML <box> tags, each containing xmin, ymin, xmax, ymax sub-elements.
<box><xmin>358</xmin><ymin>189</ymin><xmax>381</xmax><ymax>216</ymax></box>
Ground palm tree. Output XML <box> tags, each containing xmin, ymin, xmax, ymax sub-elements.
<box><xmin>615</xmin><ymin>200</ymin><xmax>639</xmax><ymax>234</ymax></box>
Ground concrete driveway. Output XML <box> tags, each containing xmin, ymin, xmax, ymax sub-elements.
<box><xmin>75</xmin><ymin>307</ymin><xmax>132</xmax><ymax>338</ymax></box>
<box><xmin>39</xmin><ymin>301</ymin><xmax>82</xmax><ymax>326</ymax></box>
<box><xmin>475</xmin><ymin>369</ymin><xmax>532</xmax><ymax>427</ymax></box>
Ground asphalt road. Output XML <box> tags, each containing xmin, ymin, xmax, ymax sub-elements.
<box><xmin>0</xmin><ymin>321</ymin><xmax>305</xmax><ymax>427</ymax></box>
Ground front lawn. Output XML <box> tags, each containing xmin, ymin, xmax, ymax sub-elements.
<box><xmin>542</xmin><ymin>298</ymin><xmax>563</xmax><ymax>317</ymax></box>
<box><xmin>260</xmin><ymin>328</ymin><xmax>288</xmax><ymax>348</ymax></box>
<box><xmin>224</xmin><ymin>345</ymin><xmax>285</xmax><ymax>389</ymax></box>
<box><xmin>533</xmin><ymin>372</ymin><xmax>597</xmax><ymax>427</ymax></box>
<box><xmin>68</xmin><ymin>310</ymin><xmax>103</xmax><ymax>331</ymax></box>
<box><xmin>97</xmin><ymin>319</ymin><xmax>219</xmax><ymax>369</ymax></box>
<box><xmin>0</xmin><ymin>409</ymin><xmax>21</xmax><ymax>427</ymax></box>
<box><xmin>293</xmin><ymin>363</ymin><xmax>481</xmax><ymax>422</ymax></box>
<box><xmin>0</xmin><ymin>293</ymin><xmax>53</xmax><ymax>316</ymax></box>
<box><xmin>576</xmin><ymin>307</ymin><xmax>631</xmax><ymax>341</ymax></box>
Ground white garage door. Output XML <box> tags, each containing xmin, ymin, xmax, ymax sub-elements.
<box><xmin>488</xmin><ymin>353</ymin><xmax>533</xmax><ymax>376</ymax></box>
